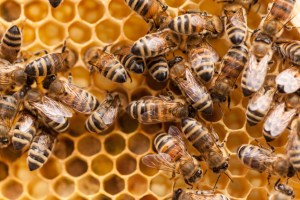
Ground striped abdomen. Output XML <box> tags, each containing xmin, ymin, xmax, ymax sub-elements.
<box><xmin>125</xmin><ymin>0</ymin><xmax>159</xmax><ymax>19</ymax></box>
<box><xmin>12</xmin><ymin>112</ymin><xmax>36</xmax><ymax>151</ymax></box>
<box><xmin>146</xmin><ymin>55</ymin><xmax>169</xmax><ymax>82</ymax></box>
<box><xmin>85</xmin><ymin>112</ymin><xmax>108</xmax><ymax>133</ymax></box>
<box><xmin>0</xmin><ymin>25</ymin><xmax>22</xmax><ymax>63</ymax></box>
<box><xmin>287</xmin><ymin>118</ymin><xmax>300</xmax><ymax>171</ymax></box>
<box><xmin>42</xmin><ymin>115</ymin><xmax>69</xmax><ymax>133</ymax></box>
<box><xmin>277</xmin><ymin>41</ymin><xmax>300</xmax><ymax>66</ymax></box>
<box><xmin>154</xmin><ymin>133</ymin><xmax>183</xmax><ymax>161</ymax></box>
<box><xmin>0</xmin><ymin>95</ymin><xmax>18</xmax><ymax>120</ymax></box>
<box><xmin>270</xmin><ymin>0</ymin><xmax>295</xmax><ymax>21</ymax></box>
<box><xmin>25</xmin><ymin>53</ymin><xmax>65</xmax><ymax>77</ymax></box>
<box><xmin>27</xmin><ymin>132</ymin><xmax>55</xmax><ymax>171</ymax></box>
<box><xmin>119</xmin><ymin>53</ymin><xmax>145</xmax><ymax>74</ymax></box>
<box><xmin>168</xmin><ymin>14</ymin><xmax>206</xmax><ymax>35</ymax></box>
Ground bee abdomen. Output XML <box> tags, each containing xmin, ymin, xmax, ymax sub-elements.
<box><xmin>1</xmin><ymin>25</ymin><xmax>22</xmax><ymax>63</ymax></box>
<box><xmin>103</xmin><ymin>59</ymin><xmax>127</xmax><ymax>83</ymax></box>
<box><xmin>12</xmin><ymin>126</ymin><xmax>36</xmax><ymax>150</ymax></box>
<box><xmin>147</xmin><ymin>56</ymin><xmax>169</xmax><ymax>82</ymax></box>
<box><xmin>120</xmin><ymin>54</ymin><xmax>145</xmax><ymax>74</ymax></box>
<box><xmin>85</xmin><ymin>113</ymin><xmax>106</xmax><ymax>133</ymax></box>
<box><xmin>190</xmin><ymin>56</ymin><xmax>214</xmax><ymax>83</ymax></box>
<box><xmin>226</xmin><ymin>22</ymin><xmax>247</xmax><ymax>45</ymax></box>
<box><xmin>168</xmin><ymin>14</ymin><xmax>195</xmax><ymax>35</ymax></box>
<box><xmin>289</xmin><ymin>149</ymin><xmax>300</xmax><ymax>171</ymax></box>
<box><xmin>154</xmin><ymin>133</ymin><xmax>182</xmax><ymax>161</ymax></box>
<box><xmin>47</xmin><ymin>118</ymin><xmax>69</xmax><ymax>133</ymax></box>
<box><xmin>246</xmin><ymin>108</ymin><xmax>264</xmax><ymax>126</ymax></box>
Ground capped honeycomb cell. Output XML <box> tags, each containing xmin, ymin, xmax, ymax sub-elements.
<box><xmin>2</xmin><ymin>179</ymin><xmax>23</xmax><ymax>200</ymax></box>
<box><xmin>104</xmin><ymin>175</ymin><xmax>125</xmax><ymax>195</ymax></box>
<box><xmin>78</xmin><ymin>175</ymin><xmax>100</xmax><ymax>195</ymax></box>
<box><xmin>78</xmin><ymin>135</ymin><xmax>101</xmax><ymax>156</ymax></box>
<box><xmin>53</xmin><ymin>177</ymin><xmax>75</xmax><ymax>198</ymax></box>
<box><xmin>150</xmin><ymin>174</ymin><xmax>172</xmax><ymax>197</ymax></box>
<box><xmin>66</xmin><ymin>157</ymin><xmax>88</xmax><ymax>177</ymax></box>
<box><xmin>92</xmin><ymin>154</ymin><xmax>113</xmax><ymax>176</ymax></box>
<box><xmin>116</xmin><ymin>154</ymin><xmax>137</xmax><ymax>175</ymax></box>
<box><xmin>78</xmin><ymin>0</ymin><xmax>105</xmax><ymax>23</ymax></box>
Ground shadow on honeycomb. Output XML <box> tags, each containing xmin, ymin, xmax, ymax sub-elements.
<box><xmin>0</xmin><ymin>0</ymin><xmax>300</xmax><ymax>199</ymax></box>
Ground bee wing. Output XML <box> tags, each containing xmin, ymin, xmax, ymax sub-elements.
<box><xmin>248</xmin><ymin>87</ymin><xmax>275</xmax><ymax>112</ymax></box>
<box><xmin>17</xmin><ymin>114</ymin><xmax>35</xmax><ymax>132</ymax></box>
<box><xmin>168</xmin><ymin>125</ymin><xmax>186</xmax><ymax>147</ymax></box>
<box><xmin>276</xmin><ymin>68</ymin><xmax>300</xmax><ymax>93</ymax></box>
<box><xmin>230</xmin><ymin>8</ymin><xmax>246</xmax><ymax>26</ymax></box>
<box><xmin>140</xmin><ymin>110</ymin><xmax>160</xmax><ymax>124</ymax></box>
<box><xmin>101</xmin><ymin>99</ymin><xmax>119</xmax><ymax>125</ymax></box>
<box><xmin>142</xmin><ymin>153</ymin><xmax>176</xmax><ymax>172</ymax></box>
<box><xmin>32</xmin><ymin>96</ymin><xmax>73</xmax><ymax>123</ymax></box>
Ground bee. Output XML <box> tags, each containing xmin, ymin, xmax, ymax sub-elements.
<box><xmin>210</xmin><ymin>43</ymin><xmax>249</xmax><ymax>105</ymax></box>
<box><xmin>187</xmin><ymin>40</ymin><xmax>219</xmax><ymax>83</ymax></box>
<box><xmin>241</xmin><ymin>53</ymin><xmax>271</xmax><ymax>96</ymax></box>
<box><xmin>275</xmin><ymin>67</ymin><xmax>300</xmax><ymax>94</ymax></box>
<box><xmin>131</xmin><ymin>28</ymin><xmax>181</xmax><ymax>58</ymax></box>
<box><xmin>86</xmin><ymin>47</ymin><xmax>130</xmax><ymax>83</ymax></box>
<box><xmin>146</xmin><ymin>55</ymin><xmax>169</xmax><ymax>82</ymax></box>
<box><xmin>24</xmin><ymin>89</ymin><xmax>72</xmax><ymax>133</ymax></box>
<box><xmin>126</xmin><ymin>96</ymin><xmax>188</xmax><ymax>124</ymax></box>
<box><xmin>251</xmin><ymin>31</ymin><xmax>273</xmax><ymax>60</ymax></box>
<box><xmin>269</xmin><ymin>180</ymin><xmax>295</xmax><ymax>200</ymax></box>
<box><xmin>124</xmin><ymin>0</ymin><xmax>171</xmax><ymax>30</ymax></box>
<box><xmin>142</xmin><ymin>126</ymin><xmax>203</xmax><ymax>186</ymax></box>
<box><xmin>85</xmin><ymin>93</ymin><xmax>120</xmax><ymax>134</ymax></box>
<box><xmin>181</xmin><ymin>117</ymin><xmax>229</xmax><ymax>175</ymax></box>
<box><xmin>246</xmin><ymin>86</ymin><xmax>276</xmax><ymax>126</ymax></box>
<box><xmin>27</xmin><ymin>129</ymin><xmax>56</xmax><ymax>171</ymax></box>
<box><xmin>43</xmin><ymin>75</ymin><xmax>99</xmax><ymax>115</ymax></box>
<box><xmin>223</xmin><ymin>4</ymin><xmax>248</xmax><ymax>45</ymax></box>
<box><xmin>173</xmin><ymin>188</ymin><xmax>230</xmax><ymax>200</ymax></box>
<box><xmin>274</xmin><ymin>40</ymin><xmax>300</xmax><ymax>66</ymax></box>
<box><xmin>263</xmin><ymin>102</ymin><xmax>297</xmax><ymax>142</ymax></box>
<box><xmin>113</xmin><ymin>45</ymin><xmax>145</xmax><ymax>74</ymax></box>
<box><xmin>237</xmin><ymin>144</ymin><xmax>295</xmax><ymax>178</ymax></box>
<box><xmin>11</xmin><ymin>111</ymin><xmax>37</xmax><ymax>151</ymax></box>
<box><xmin>0</xmin><ymin>25</ymin><xmax>22</xmax><ymax>63</ymax></box>
<box><xmin>170</xmin><ymin>60</ymin><xmax>213</xmax><ymax>114</ymax></box>
<box><xmin>286</xmin><ymin>117</ymin><xmax>300</xmax><ymax>172</ymax></box>
<box><xmin>168</xmin><ymin>12</ymin><xmax>223</xmax><ymax>38</ymax></box>
<box><xmin>48</xmin><ymin>0</ymin><xmax>63</xmax><ymax>8</ymax></box>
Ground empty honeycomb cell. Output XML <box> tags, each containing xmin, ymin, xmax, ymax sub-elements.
<box><xmin>201</xmin><ymin>106</ymin><xmax>223</xmax><ymax>122</ymax></box>
<box><xmin>118</xmin><ymin>112</ymin><xmax>139</xmax><ymax>133</ymax></box>
<box><xmin>104</xmin><ymin>175</ymin><xmax>125</xmax><ymax>195</ymax></box>
<box><xmin>104</xmin><ymin>134</ymin><xmax>126</xmax><ymax>155</ymax></box>
<box><xmin>22</xmin><ymin>23</ymin><xmax>36</xmax><ymax>46</ymax></box>
<box><xmin>150</xmin><ymin>174</ymin><xmax>172</xmax><ymax>197</ymax></box>
<box><xmin>78</xmin><ymin>135</ymin><xmax>101</xmax><ymax>157</ymax></box>
<box><xmin>51</xmin><ymin>0</ymin><xmax>76</xmax><ymax>23</ymax></box>
<box><xmin>92</xmin><ymin>154</ymin><xmax>113</xmax><ymax>176</ymax></box>
<box><xmin>53</xmin><ymin>177</ymin><xmax>75</xmax><ymax>198</ymax></box>
<box><xmin>28</xmin><ymin>178</ymin><xmax>49</xmax><ymax>199</ymax></box>
<box><xmin>2</xmin><ymin>179</ymin><xmax>23</xmax><ymax>200</ymax></box>
<box><xmin>223</xmin><ymin>108</ymin><xmax>246</xmax><ymax>130</ymax></box>
<box><xmin>66</xmin><ymin>157</ymin><xmax>88</xmax><ymax>177</ymax></box>
<box><xmin>129</xmin><ymin>133</ymin><xmax>150</xmax><ymax>154</ymax></box>
<box><xmin>212</xmin><ymin>123</ymin><xmax>227</xmax><ymax>142</ymax></box>
<box><xmin>78</xmin><ymin>175</ymin><xmax>100</xmax><ymax>195</ymax></box>
<box><xmin>246</xmin><ymin>123</ymin><xmax>263</xmax><ymax>138</ymax></box>
<box><xmin>226</xmin><ymin>131</ymin><xmax>249</xmax><ymax>153</ymax></box>
<box><xmin>123</xmin><ymin>15</ymin><xmax>149</xmax><ymax>41</ymax></box>
<box><xmin>139</xmin><ymin>160</ymin><xmax>159</xmax><ymax>176</ymax></box>
<box><xmin>228</xmin><ymin>155</ymin><xmax>249</xmax><ymax>176</ymax></box>
<box><xmin>116</xmin><ymin>193</ymin><xmax>135</xmax><ymax>200</ymax></box>
<box><xmin>131</xmin><ymin>87</ymin><xmax>152</xmax><ymax>101</ymax></box>
<box><xmin>39</xmin><ymin>157</ymin><xmax>62</xmax><ymax>179</ymax></box>
<box><xmin>109</xmin><ymin>0</ymin><xmax>132</xmax><ymax>19</ymax></box>
<box><xmin>53</xmin><ymin>136</ymin><xmax>74</xmax><ymax>159</ymax></box>
<box><xmin>140</xmin><ymin>194</ymin><xmax>158</xmax><ymax>200</ymax></box>
<box><xmin>227</xmin><ymin>177</ymin><xmax>251</xmax><ymax>198</ymax></box>
<box><xmin>128</xmin><ymin>174</ymin><xmax>148</xmax><ymax>196</ymax></box>
<box><xmin>116</xmin><ymin>154</ymin><xmax>137</xmax><ymax>175</ymax></box>
<box><xmin>69</xmin><ymin>22</ymin><xmax>92</xmax><ymax>44</ymax></box>
<box><xmin>141</xmin><ymin>123</ymin><xmax>162</xmax><ymax>135</ymax></box>
<box><xmin>0</xmin><ymin>161</ymin><xmax>8</xmax><ymax>181</ymax></box>
<box><xmin>247</xmin><ymin>188</ymin><xmax>268</xmax><ymax>200</ymax></box>
<box><xmin>95</xmin><ymin>19</ymin><xmax>120</xmax><ymax>43</ymax></box>
<box><xmin>165</xmin><ymin>0</ymin><xmax>185</xmax><ymax>7</ymax></box>
<box><xmin>0</xmin><ymin>0</ymin><xmax>21</xmax><ymax>21</ymax></box>
<box><xmin>93</xmin><ymin>194</ymin><xmax>112</xmax><ymax>200</ymax></box>
<box><xmin>70</xmin><ymin>67</ymin><xmax>91</xmax><ymax>88</ymax></box>
<box><xmin>24</xmin><ymin>1</ymin><xmax>48</xmax><ymax>22</ymax></box>
<box><xmin>246</xmin><ymin>170</ymin><xmax>268</xmax><ymax>187</ymax></box>
<box><xmin>78</xmin><ymin>0</ymin><xmax>105</xmax><ymax>23</ymax></box>
<box><xmin>69</xmin><ymin>114</ymin><xmax>89</xmax><ymax>137</ymax></box>
<box><xmin>39</xmin><ymin>21</ymin><xmax>65</xmax><ymax>46</ymax></box>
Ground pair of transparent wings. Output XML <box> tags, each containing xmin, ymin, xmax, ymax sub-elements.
<box><xmin>276</xmin><ymin>67</ymin><xmax>300</xmax><ymax>94</ymax></box>
<box><xmin>94</xmin><ymin>95</ymin><xmax>120</xmax><ymax>125</ymax></box>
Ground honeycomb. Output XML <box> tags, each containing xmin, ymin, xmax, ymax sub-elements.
<box><xmin>0</xmin><ymin>0</ymin><xmax>300</xmax><ymax>199</ymax></box>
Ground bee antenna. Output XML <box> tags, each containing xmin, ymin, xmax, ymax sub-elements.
<box><xmin>213</xmin><ymin>174</ymin><xmax>221</xmax><ymax>190</ymax></box>
<box><xmin>224</xmin><ymin>171</ymin><xmax>233</xmax><ymax>183</ymax></box>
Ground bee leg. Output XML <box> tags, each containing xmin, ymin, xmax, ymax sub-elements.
<box><xmin>33</xmin><ymin>50</ymin><xmax>49</xmax><ymax>56</ymax></box>
<box><xmin>227</xmin><ymin>95</ymin><xmax>231</xmax><ymax>109</ymax></box>
<box><xmin>156</xmin><ymin>0</ymin><xmax>168</xmax><ymax>11</ymax></box>
<box><xmin>184</xmin><ymin>179</ymin><xmax>193</xmax><ymax>189</ymax></box>
<box><xmin>213</xmin><ymin>174</ymin><xmax>221</xmax><ymax>190</ymax></box>
<box><xmin>266</xmin><ymin>142</ymin><xmax>275</xmax><ymax>152</ymax></box>
<box><xmin>267</xmin><ymin>174</ymin><xmax>271</xmax><ymax>185</ymax></box>
<box><xmin>193</xmin><ymin>155</ymin><xmax>204</xmax><ymax>161</ymax></box>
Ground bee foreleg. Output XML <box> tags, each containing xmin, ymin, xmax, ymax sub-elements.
<box><xmin>184</xmin><ymin>179</ymin><xmax>193</xmax><ymax>189</ymax></box>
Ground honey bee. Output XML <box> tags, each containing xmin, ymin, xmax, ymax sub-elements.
<box><xmin>27</xmin><ymin>129</ymin><xmax>56</xmax><ymax>171</ymax></box>
<box><xmin>181</xmin><ymin>117</ymin><xmax>229</xmax><ymax>174</ymax></box>
<box><xmin>237</xmin><ymin>144</ymin><xmax>295</xmax><ymax>179</ymax></box>
<box><xmin>286</xmin><ymin>117</ymin><xmax>300</xmax><ymax>172</ymax></box>
<box><xmin>86</xmin><ymin>47</ymin><xmax>130</xmax><ymax>83</ymax></box>
<box><xmin>274</xmin><ymin>40</ymin><xmax>300</xmax><ymax>66</ymax></box>
<box><xmin>173</xmin><ymin>188</ymin><xmax>230</xmax><ymax>200</ymax></box>
<box><xmin>43</xmin><ymin>75</ymin><xmax>99</xmax><ymax>115</ymax></box>
<box><xmin>0</xmin><ymin>25</ymin><xmax>22</xmax><ymax>63</ymax></box>
<box><xmin>223</xmin><ymin>4</ymin><xmax>248</xmax><ymax>45</ymax></box>
<box><xmin>85</xmin><ymin>93</ymin><xmax>120</xmax><ymax>134</ymax></box>
<box><xmin>269</xmin><ymin>180</ymin><xmax>295</xmax><ymax>200</ymax></box>
<box><xmin>241</xmin><ymin>53</ymin><xmax>271</xmax><ymax>96</ymax></box>
<box><xmin>146</xmin><ymin>55</ymin><xmax>169</xmax><ymax>82</ymax></box>
<box><xmin>124</xmin><ymin>0</ymin><xmax>171</xmax><ymax>30</ymax></box>
<box><xmin>251</xmin><ymin>31</ymin><xmax>273</xmax><ymax>60</ymax></box>
<box><xmin>24</xmin><ymin>89</ymin><xmax>73</xmax><ymax>133</ymax></box>
<box><xmin>168</xmin><ymin>12</ymin><xmax>223</xmax><ymax>38</ymax></box>
<box><xmin>131</xmin><ymin>28</ymin><xmax>181</xmax><ymax>58</ymax></box>
<box><xmin>263</xmin><ymin>102</ymin><xmax>297</xmax><ymax>142</ymax></box>
<box><xmin>48</xmin><ymin>0</ymin><xmax>63</xmax><ymax>8</ymax></box>
<box><xmin>275</xmin><ymin>67</ymin><xmax>300</xmax><ymax>94</ymax></box>
<box><xmin>210</xmin><ymin>43</ymin><xmax>249</xmax><ymax>105</ymax></box>
<box><xmin>187</xmin><ymin>40</ymin><xmax>219</xmax><ymax>83</ymax></box>
<box><xmin>142</xmin><ymin>126</ymin><xmax>203</xmax><ymax>186</ymax></box>
<box><xmin>170</xmin><ymin>60</ymin><xmax>213</xmax><ymax>114</ymax></box>
<box><xmin>246</xmin><ymin>86</ymin><xmax>276</xmax><ymax>126</ymax></box>
<box><xmin>126</xmin><ymin>96</ymin><xmax>188</xmax><ymax>124</ymax></box>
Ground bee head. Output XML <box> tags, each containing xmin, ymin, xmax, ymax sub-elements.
<box><xmin>212</xmin><ymin>161</ymin><xmax>229</xmax><ymax>174</ymax></box>
<box><xmin>275</xmin><ymin>182</ymin><xmax>295</xmax><ymax>198</ymax></box>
